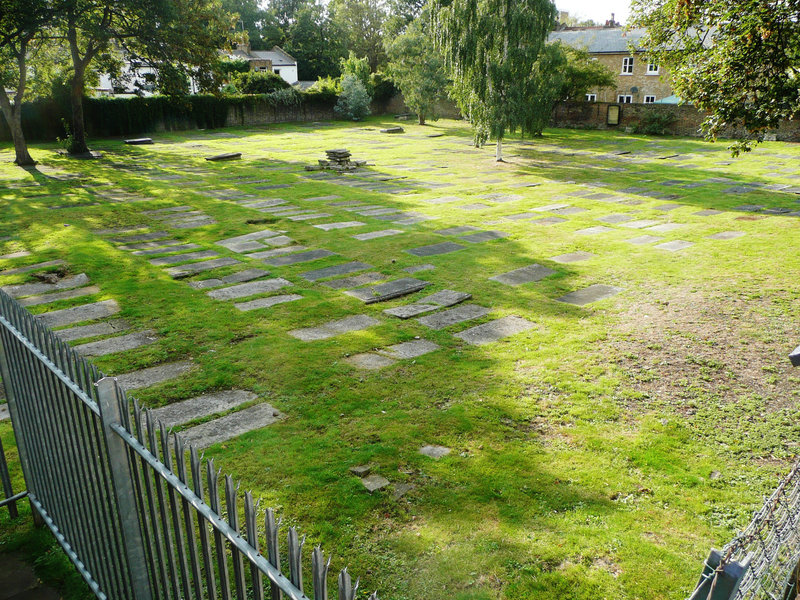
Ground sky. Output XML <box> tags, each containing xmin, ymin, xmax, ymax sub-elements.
<box><xmin>555</xmin><ymin>0</ymin><xmax>632</xmax><ymax>25</ymax></box>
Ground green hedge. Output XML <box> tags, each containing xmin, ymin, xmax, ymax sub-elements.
<box><xmin>0</xmin><ymin>92</ymin><xmax>337</xmax><ymax>142</ymax></box>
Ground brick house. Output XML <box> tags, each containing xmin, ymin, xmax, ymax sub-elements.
<box><xmin>548</xmin><ymin>26</ymin><xmax>676</xmax><ymax>105</ymax></box>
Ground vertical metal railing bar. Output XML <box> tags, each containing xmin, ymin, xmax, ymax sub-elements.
<box><xmin>207</xmin><ymin>459</ymin><xmax>233</xmax><ymax>600</ymax></box>
<box><xmin>288</xmin><ymin>527</ymin><xmax>304</xmax><ymax>595</ymax></box>
<box><xmin>265</xmin><ymin>508</ymin><xmax>282</xmax><ymax>600</ymax></box>
<box><xmin>175</xmin><ymin>436</ymin><xmax>204</xmax><ymax>599</ymax></box>
<box><xmin>245</xmin><ymin>492</ymin><xmax>265</xmax><ymax>600</ymax></box>
<box><xmin>225</xmin><ymin>475</ymin><xmax>248</xmax><ymax>600</ymax></box>
<box><xmin>0</xmin><ymin>435</ymin><xmax>18</xmax><ymax>519</ymax></box>
<box><xmin>191</xmin><ymin>445</ymin><xmax>217</xmax><ymax>600</ymax></box>
<box><xmin>160</xmin><ymin>426</ymin><xmax>193</xmax><ymax>599</ymax></box>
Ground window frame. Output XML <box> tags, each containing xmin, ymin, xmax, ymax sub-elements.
<box><xmin>646</xmin><ymin>62</ymin><xmax>659</xmax><ymax>75</ymax></box>
<box><xmin>621</xmin><ymin>57</ymin><xmax>634</xmax><ymax>74</ymax></box>
<box><xmin>617</xmin><ymin>94</ymin><xmax>633</xmax><ymax>104</ymax></box>
<box><xmin>644</xmin><ymin>95</ymin><xmax>656</xmax><ymax>104</ymax></box>
<box><xmin>585</xmin><ymin>93</ymin><xmax>597</xmax><ymax>102</ymax></box>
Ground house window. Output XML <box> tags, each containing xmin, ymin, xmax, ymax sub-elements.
<box><xmin>585</xmin><ymin>93</ymin><xmax>597</xmax><ymax>102</ymax></box>
<box><xmin>647</xmin><ymin>63</ymin><xmax>659</xmax><ymax>74</ymax></box>
<box><xmin>622</xmin><ymin>57</ymin><xmax>634</xmax><ymax>74</ymax></box>
<box><xmin>644</xmin><ymin>95</ymin><xmax>656</xmax><ymax>103</ymax></box>
<box><xmin>617</xmin><ymin>94</ymin><xmax>633</xmax><ymax>103</ymax></box>
<box><xmin>274</xmin><ymin>69</ymin><xmax>281</xmax><ymax>75</ymax></box>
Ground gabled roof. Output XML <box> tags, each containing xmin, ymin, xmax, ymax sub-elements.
<box><xmin>548</xmin><ymin>27</ymin><xmax>648</xmax><ymax>53</ymax></box>
<box><xmin>226</xmin><ymin>45</ymin><xmax>297</xmax><ymax>66</ymax></box>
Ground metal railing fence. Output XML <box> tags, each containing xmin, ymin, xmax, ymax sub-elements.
<box><xmin>0</xmin><ymin>288</ymin><xmax>376</xmax><ymax>600</ymax></box>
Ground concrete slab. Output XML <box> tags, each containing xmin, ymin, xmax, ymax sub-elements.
<box><xmin>549</xmin><ymin>251</ymin><xmax>594</xmax><ymax>263</ymax></box>
<box><xmin>167</xmin><ymin>258</ymin><xmax>241</xmax><ymax>278</ymax></box>
<box><xmin>115</xmin><ymin>360</ymin><xmax>194</xmax><ymax>390</ymax></box>
<box><xmin>148</xmin><ymin>390</ymin><xmax>257</xmax><ymax>428</ymax></box>
<box><xmin>74</xmin><ymin>330</ymin><xmax>157</xmax><ymax>357</ymax></box>
<box><xmin>55</xmin><ymin>319</ymin><xmax>131</xmax><ymax>342</ymax></box>
<box><xmin>0</xmin><ymin>259</ymin><xmax>66</xmax><ymax>276</ymax></box>
<box><xmin>346</xmin><ymin>278</ymin><xmax>430</xmax><ymax>304</ymax></box>
<box><xmin>575</xmin><ymin>226</ymin><xmax>614</xmax><ymax>235</ymax></box>
<box><xmin>352</xmin><ymin>229</ymin><xmax>404</xmax><ymax>241</ymax></box>
<box><xmin>300</xmin><ymin>262</ymin><xmax>371</xmax><ymax>282</ymax></box>
<box><xmin>454</xmin><ymin>316</ymin><xmax>535</xmax><ymax>346</ymax></box>
<box><xmin>490</xmin><ymin>264</ymin><xmax>555</xmax><ymax>286</ymax></box>
<box><xmin>36</xmin><ymin>299</ymin><xmax>120</xmax><ymax>328</ymax></box>
<box><xmin>149</xmin><ymin>250</ymin><xmax>219</xmax><ymax>266</ymax></box>
<box><xmin>2</xmin><ymin>273</ymin><xmax>90</xmax><ymax>298</ymax></box>
<box><xmin>235</xmin><ymin>294</ymin><xmax>303</xmax><ymax>311</ymax></box>
<box><xmin>460</xmin><ymin>231</ymin><xmax>509</xmax><ymax>243</ymax></box>
<box><xmin>314</xmin><ymin>221</ymin><xmax>366</xmax><ymax>231</ymax></box>
<box><xmin>322</xmin><ymin>273</ymin><xmax>387</xmax><ymax>289</ymax></box>
<box><xmin>179</xmin><ymin>403</ymin><xmax>285</xmax><ymax>448</ymax></box>
<box><xmin>347</xmin><ymin>353</ymin><xmax>397</xmax><ymax>370</ymax></box>
<box><xmin>188</xmin><ymin>269</ymin><xmax>269</xmax><ymax>290</ymax></box>
<box><xmin>262</xmin><ymin>249</ymin><xmax>336</xmax><ymax>266</ymax></box>
<box><xmin>379</xmin><ymin>339</ymin><xmax>440</xmax><ymax>359</ymax></box>
<box><xmin>207</xmin><ymin>278</ymin><xmax>292</xmax><ymax>300</ymax></box>
<box><xmin>289</xmin><ymin>315</ymin><xmax>380</xmax><ymax>341</ymax></box>
<box><xmin>557</xmin><ymin>284</ymin><xmax>622</xmax><ymax>306</ymax></box>
<box><xmin>416</xmin><ymin>304</ymin><xmax>489</xmax><ymax>330</ymax></box>
<box><xmin>655</xmin><ymin>240</ymin><xmax>694</xmax><ymax>251</ymax></box>
<box><xmin>405</xmin><ymin>242</ymin><xmax>465</xmax><ymax>257</ymax></box>
<box><xmin>626</xmin><ymin>235</ymin><xmax>663</xmax><ymax>245</ymax></box>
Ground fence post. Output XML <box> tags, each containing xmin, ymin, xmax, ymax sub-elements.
<box><xmin>96</xmin><ymin>376</ymin><xmax>153</xmax><ymax>600</ymax></box>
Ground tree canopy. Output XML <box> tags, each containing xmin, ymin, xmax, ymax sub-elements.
<box><xmin>630</xmin><ymin>0</ymin><xmax>800</xmax><ymax>154</ymax></box>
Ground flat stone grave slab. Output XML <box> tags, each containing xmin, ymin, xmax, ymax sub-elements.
<box><xmin>346</xmin><ymin>278</ymin><xmax>430</xmax><ymax>304</ymax></box>
<box><xmin>300</xmin><ymin>261</ymin><xmax>371</xmax><ymax>282</ymax></box>
<box><xmin>289</xmin><ymin>314</ymin><xmax>380</xmax><ymax>341</ymax></box>
<box><xmin>148</xmin><ymin>390</ymin><xmax>257</xmax><ymax>428</ymax></box>
<box><xmin>459</xmin><ymin>203</ymin><xmax>491</xmax><ymax>210</ymax></box>
<box><xmin>626</xmin><ymin>235</ymin><xmax>663</xmax><ymax>245</ymax></box>
<box><xmin>654</xmin><ymin>203</ymin><xmax>683</xmax><ymax>211</ymax></box>
<box><xmin>167</xmin><ymin>258</ymin><xmax>241</xmax><ymax>279</ymax></box>
<box><xmin>235</xmin><ymin>294</ymin><xmax>302</xmax><ymax>311</ymax></box>
<box><xmin>0</xmin><ymin>250</ymin><xmax>30</xmax><ymax>260</ymax></box>
<box><xmin>622</xmin><ymin>219</ymin><xmax>661</xmax><ymax>229</ymax></box>
<box><xmin>707</xmin><ymin>231</ymin><xmax>745</xmax><ymax>240</ymax></box>
<box><xmin>406</xmin><ymin>242</ymin><xmax>465</xmax><ymax>257</ymax></box>
<box><xmin>504</xmin><ymin>212</ymin><xmax>538</xmax><ymax>221</ymax></box>
<box><xmin>551</xmin><ymin>206</ymin><xmax>588</xmax><ymax>215</ymax></box>
<box><xmin>436</xmin><ymin>226</ymin><xmax>480</xmax><ymax>235</ymax></box>
<box><xmin>322</xmin><ymin>272</ymin><xmax>386</xmax><ymax>290</ymax></box>
<box><xmin>0</xmin><ymin>259</ymin><xmax>66</xmax><ymax>277</ymax></box>
<box><xmin>110</xmin><ymin>232</ymin><xmax>171</xmax><ymax>244</ymax></box>
<box><xmin>695</xmin><ymin>209</ymin><xmax>724</xmax><ymax>216</ymax></box>
<box><xmin>423</xmin><ymin>196</ymin><xmax>461</xmax><ymax>204</ymax></box>
<box><xmin>454</xmin><ymin>315</ymin><xmax>535</xmax><ymax>346</ymax></box>
<box><xmin>207</xmin><ymin>278</ymin><xmax>291</xmax><ymax>300</ymax></box>
<box><xmin>404</xmin><ymin>264</ymin><xmax>434</xmax><ymax>273</ymax></box>
<box><xmin>347</xmin><ymin>353</ymin><xmax>396</xmax><ymax>370</ymax></box>
<box><xmin>597</xmin><ymin>214</ymin><xmax>634</xmax><ymax>224</ymax></box>
<box><xmin>357</xmin><ymin>208</ymin><xmax>400</xmax><ymax>216</ymax></box>
<box><xmin>361</xmin><ymin>474</ymin><xmax>390</xmax><ymax>492</ymax></box>
<box><xmin>419</xmin><ymin>445</ymin><xmax>451</xmax><ymax>459</ymax></box>
<box><xmin>585</xmin><ymin>193</ymin><xmax>620</xmax><ymax>201</ymax></box>
<box><xmin>353</xmin><ymin>229</ymin><xmax>404</xmax><ymax>241</ymax></box>
<box><xmin>74</xmin><ymin>330</ymin><xmax>157</xmax><ymax>357</ymax></box>
<box><xmin>262</xmin><ymin>249</ymin><xmax>336</xmax><ymax>266</ymax></box>
<box><xmin>532</xmin><ymin>216</ymin><xmax>568</xmax><ymax>226</ymax></box>
<box><xmin>254</xmin><ymin>184</ymin><xmax>292</xmax><ymax>191</ymax></box>
<box><xmin>179</xmin><ymin>403</ymin><xmax>285</xmax><ymax>448</ymax></box>
<box><xmin>189</xmin><ymin>269</ymin><xmax>268</xmax><ymax>290</ymax></box>
<box><xmin>118</xmin><ymin>239</ymin><xmax>182</xmax><ymax>251</ymax></box>
<box><xmin>533</xmin><ymin>203</ymin><xmax>571</xmax><ymax>212</ymax></box>
<box><xmin>302</xmin><ymin>195</ymin><xmax>341</xmax><ymax>202</ymax></box>
<box><xmin>550</xmin><ymin>251</ymin><xmax>594</xmax><ymax>263</ymax></box>
<box><xmin>36</xmin><ymin>299</ymin><xmax>120</xmax><ymax>328</ymax></box>
<box><xmin>3</xmin><ymin>273</ymin><xmax>89</xmax><ymax>298</ymax></box>
<box><xmin>416</xmin><ymin>304</ymin><xmax>489</xmax><ymax>330</ymax></box>
<box><xmin>216</xmin><ymin>229</ymin><xmax>279</xmax><ymax>249</ymax></box>
<box><xmin>490</xmin><ymin>264</ymin><xmax>556</xmax><ymax>286</ymax></box>
<box><xmin>55</xmin><ymin>319</ymin><xmax>131</xmax><ymax>343</ymax></box>
<box><xmin>288</xmin><ymin>213</ymin><xmax>331</xmax><ymax>221</ymax></box>
<box><xmin>575</xmin><ymin>226</ymin><xmax>614</xmax><ymax>235</ymax></box>
<box><xmin>379</xmin><ymin>339</ymin><xmax>439</xmax><ymax>359</ymax></box>
<box><xmin>557</xmin><ymin>284</ymin><xmax>621</xmax><ymax>306</ymax></box>
<box><xmin>647</xmin><ymin>223</ymin><xmax>684</xmax><ymax>233</ymax></box>
<box><xmin>115</xmin><ymin>360</ymin><xmax>194</xmax><ymax>390</ymax></box>
<box><xmin>248</xmin><ymin>246</ymin><xmax>307</xmax><ymax>261</ymax></box>
<box><xmin>655</xmin><ymin>240</ymin><xmax>694</xmax><ymax>252</ymax></box>
<box><xmin>384</xmin><ymin>290</ymin><xmax>471</xmax><ymax>319</ymax></box>
<box><xmin>314</xmin><ymin>221</ymin><xmax>365</xmax><ymax>231</ymax></box>
<box><xmin>133</xmin><ymin>243</ymin><xmax>202</xmax><ymax>256</ymax></box>
<box><xmin>461</xmin><ymin>231</ymin><xmax>509</xmax><ymax>243</ymax></box>
<box><xmin>149</xmin><ymin>250</ymin><xmax>219</xmax><ymax>266</ymax></box>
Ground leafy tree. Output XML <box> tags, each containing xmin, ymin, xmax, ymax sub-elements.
<box><xmin>335</xmin><ymin>73</ymin><xmax>372</xmax><ymax>120</ymax></box>
<box><xmin>433</xmin><ymin>0</ymin><xmax>559</xmax><ymax>160</ymax></box>
<box><xmin>384</xmin><ymin>0</ymin><xmax>425</xmax><ymax>36</ymax></box>
<box><xmin>223</xmin><ymin>0</ymin><xmax>282</xmax><ymax>50</ymax></box>
<box><xmin>269</xmin><ymin>0</ymin><xmax>311</xmax><ymax>30</ymax></box>
<box><xmin>330</xmin><ymin>0</ymin><xmax>387</xmax><ymax>70</ymax></box>
<box><xmin>551</xmin><ymin>42</ymin><xmax>616</xmax><ymax>101</ymax></box>
<box><xmin>231</xmin><ymin>70</ymin><xmax>291</xmax><ymax>93</ymax></box>
<box><xmin>339</xmin><ymin>51</ymin><xmax>372</xmax><ymax>92</ymax></box>
<box><xmin>385</xmin><ymin>17</ymin><xmax>448</xmax><ymax>124</ymax></box>
<box><xmin>0</xmin><ymin>0</ymin><xmax>52</xmax><ymax>165</ymax></box>
<box><xmin>630</xmin><ymin>0</ymin><xmax>800</xmax><ymax>154</ymax></box>
<box><xmin>557</xmin><ymin>11</ymin><xmax>601</xmax><ymax>27</ymax></box>
<box><xmin>283</xmin><ymin>4</ymin><xmax>347</xmax><ymax>80</ymax></box>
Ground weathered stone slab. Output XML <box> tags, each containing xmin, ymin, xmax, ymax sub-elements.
<box><xmin>289</xmin><ymin>315</ymin><xmax>380</xmax><ymax>341</ymax></box>
<box><xmin>707</xmin><ymin>231</ymin><xmax>745</xmax><ymax>240</ymax></box>
<box><xmin>0</xmin><ymin>250</ymin><xmax>30</xmax><ymax>260</ymax></box>
<box><xmin>314</xmin><ymin>221</ymin><xmax>365</xmax><ymax>231</ymax></box>
<box><xmin>352</xmin><ymin>229</ymin><xmax>404</xmax><ymax>241</ymax></box>
<box><xmin>74</xmin><ymin>330</ymin><xmax>157</xmax><ymax>357</ymax></box>
<box><xmin>144</xmin><ymin>206</ymin><xmax>197</xmax><ymax>216</ymax></box>
<box><xmin>383</xmin><ymin>303</ymin><xmax>438</xmax><ymax>318</ymax></box>
<box><xmin>346</xmin><ymin>278</ymin><xmax>430</xmax><ymax>304</ymax></box>
<box><xmin>207</xmin><ymin>278</ymin><xmax>291</xmax><ymax>300</ymax></box>
<box><xmin>379</xmin><ymin>339</ymin><xmax>439</xmax><ymax>359</ymax></box>
<box><xmin>119</xmin><ymin>239</ymin><xmax>182</xmax><ymax>251</ymax></box>
<box><xmin>490</xmin><ymin>264</ymin><xmax>555</xmax><ymax>286</ymax></box>
<box><xmin>531</xmin><ymin>217</ymin><xmax>567</xmax><ymax>225</ymax></box>
<box><xmin>622</xmin><ymin>220</ymin><xmax>661</xmax><ymax>229</ymax></box>
<box><xmin>460</xmin><ymin>231</ymin><xmax>509</xmax><ymax>243</ymax></box>
<box><xmin>504</xmin><ymin>212</ymin><xmax>538</xmax><ymax>221</ymax></box>
<box><xmin>55</xmin><ymin>319</ymin><xmax>131</xmax><ymax>342</ymax></box>
<box><xmin>419</xmin><ymin>445</ymin><xmax>450</xmax><ymax>459</ymax></box>
<box><xmin>551</xmin><ymin>206</ymin><xmax>587</xmax><ymax>215</ymax></box>
<box><xmin>149</xmin><ymin>390</ymin><xmax>257</xmax><ymax>428</ymax></box>
<box><xmin>556</xmin><ymin>284</ymin><xmax>621</xmax><ymax>306</ymax></box>
<box><xmin>532</xmin><ymin>203</ymin><xmax>571</xmax><ymax>212</ymax></box>
<box><xmin>575</xmin><ymin>226</ymin><xmax>614</xmax><ymax>235</ymax></box>
<box><xmin>189</xmin><ymin>269</ymin><xmax>269</xmax><ymax>289</ymax></box>
<box><xmin>3</xmin><ymin>273</ymin><xmax>89</xmax><ymax>298</ymax></box>
<box><xmin>235</xmin><ymin>294</ymin><xmax>302</xmax><ymax>311</ymax></box>
<box><xmin>18</xmin><ymin>285</ymin><xmax>100</xmax><ymax>307</ymax></box>
<box><xmin>167</xmin><ymin>258</ymin><xmax>241</xmax><ymax>278</ymax></box>
<box><xmin>302</xmin><ymin>195</ymin><xmax>341</xmax><ymax>202</ymax></box>
<box><xmin>179</xmin><ymin>403</ymin><xmax>285</xmax><ymax>448</ymax></box>
<box><xmin>626</xmin><ymin>235</ymin><xmax>663</xmax><ymax>245</ymax></box>
<box><xmin>0</xmin><ymin>259</ymin><xmax>66</xmax><ymax>276</ymax></box>
<box><xmin>36</xmin><ymin>299</ymin><xmax>120</xmax><ymax>328</ymax></box>
<box><xmin>262</xmin><ymin>249</ymin><xmax>336</xmax><ymax>266</ymax></box>
<box><xmin>422</xmin><ymin>290</ymin><xmax>472</xmax><ymax>307</ymax></box>
<box><xmin>347</xmin><ymin>353</ymin><xmax>397</xmax><ymax>370</ymax></box>
<box><xmin>125</xmin><ymin>138</ymin><xmax>153</xmax><ymax>145</ymax></box>
<box><xmin>435</xmin><ymin>226</ymin><xmax>480</xmax><ymax>235</ymax></box>
<box><xmin>654</xmin><ymin>203</ymin><xmax>683</xmax><ymax>211</ymax></box>
<box><xmin>550</xmin><ymin>251</ymin><xmax>594</xmax><ymax>263</ymax></box>
<box><xmin>454</xmin><ymin>316</ymin><xmax>535</xmax><ymax>346</ymax></box>
<box><xmin>216</xmin><ymin>229</ymin><xmax>280</xmax><ymax>247</ymax></box>
<box><xmin>322</xmin><ymin>273</ymin><xmax>386</xmax><ymax>289</ymax></box>
<box><xmin>205</xmin><ymin>152</ymin><xmax>242</xmax><ymax>161</ymax></box>
<box><xmin>423</xmin><ymin>196</ymin><xmax>461</xmax><ymax>204</ymax></box>
<box><xmin>361</xmin><ymin>474</ymin><xmax>390</xmax><ymax>492</ymax></box>
<box><xmin>288</xmin><ymin>213</ymin><xmax>331</xmax><ymax>221</ymax></box>
<box><xmin>110</xmin><ymin>232</ymin><xmax>170</xmax><ymax>243</ymax></box>
<box><xmin>695</xmin><ymin>209</ymin><xmax>723</xmax><ymax>216</ymax></box>
<box><xmin>404</xmin><ymin>264</ymin><xmax>434</xmax><ymax>273</ymax></box>
<box><xmin>248</xmin><ymin>246</ymin><xmax>307</xmax><ymax>260</ymax></box>
<box><xmin>149</xmin><ymin>250</ymin><xmax>219</xmax><ymax>266</ymax></box>
<box><xmin>300</xmin><ymin>262</ymin><xmax>371</xmax><ymax>282</ymax></box>
<box><xmin>132</xmin><ymin>243</ymin><xmax>202</xmax><ymax>256</ymax></box>
<box><xmin>647</xmin><ymin>223</ymin><xmax>684</xmax><ymax>233</ymax></box>
<box><xmin>597</xmin><ymin>214</ymin><xmax>634</xmax><ymax>224</ymax></box>
<box><xmin>459</xmin><ymin>203</ymin><xmax>491</xmax><ymax>210</ymax></box>
<box><xmin>416</xmin><ymin>304</ymin><xmax>489</xmax><ymax>330</ymax></box>
<box><xmin>655</xmin><ymin>240</ymin><xmax>694</xmax><ymax>251</ymax></box>
<box><xmin>357</xmin><ymin>208</ymin><xmax>399</xmax><ymax>216</ymax></box>
<box><xmin>115</xmin><ymin>360</ymin><xmax>194</xmax><ymax>390</ymax></box>
<box><xmin>405</xmin><ymin>242</ymin><xmax>465</xmax><ymax>257</ymax></box>
<box><xmin>172</xmin><ymin>218</ymin><xmax>216</xmax><ymax>229</ymax></box>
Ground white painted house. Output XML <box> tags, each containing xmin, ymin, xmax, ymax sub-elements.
<box><xmin>224</xmin><ymin>44</ymin><xmax>299</xmax><ymax>86</ymax></box>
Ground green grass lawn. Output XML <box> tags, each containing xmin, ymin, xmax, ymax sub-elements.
<box><xmin>1</xmin><ymin>117</ymin><xmax>800</xmax><ymax>599</ymax></box>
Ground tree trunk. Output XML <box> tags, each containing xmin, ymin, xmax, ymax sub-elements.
<box><xmin>418</xmin><ymin>113</ymin><xmax>426</xmax><ymax>125</ymax></box>
<box><xmin>69</xmin><ymin>66</ymin><xmax>90</xmax><ymax>155</ymax></box>
<box><xmin>496</xmin><ymin>138</ymin><xmax>504</xmax><ymax>162</ymax></box>
<box><xmin>9</xmin><ymin>115</ymin><xmax>35</xmax><ymax>166</ymax></box>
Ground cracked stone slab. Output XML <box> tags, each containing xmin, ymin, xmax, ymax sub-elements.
<box><xmin>314</xmin><ymin>221</ymin><xmax>366</xmax><ymax>231</ymax></box>
<box><xmin>405</xmin><ymin>242</ymin><xmax>465</xmax><ymax>257</ymax></box>
<box><xmin>416</xmin><ymin>304</ymin><xmax>489</xmax><ymax>330</ymax></box>
<box><xmin>167</xmin><ymin>258</ymin><xmax>241</xmax><ymax>278</ymax></box>
<box><xmin>557</xmin><ymin>284</ymin><xmax>622</xmax><ymax>306</ymax></box>
<box><xmin>114</xmin><ymin>360</ymin><xmax>195</xmax><ymax>391</ymax></box>
<box><xmin>55</xmin><ymin>319</ymin><xmax>131</xmax><ymax>343</ymax></box>
<box><xmin>379</xmin><ymin>339</ymin><xmax>440</xmax><ymax>359</ymax></box>
<box><xmin>352</xmin><ymin>229</ymin><xmax>404</xmax><ymax>241</ymax></box>
<box><xmin>74</xmin><ymin>330</ymin><xmax>157</xmax><ymax>357</ymax></box>
<box><xmin>550</xmin><ymin>251</ymin><xmax>594</xmax><ymax>263</ymax></box>
<box><xmin>490</xmin><ymin>264</ymin><xmax>556</xmax><ymax>286</ymax></box>
<box><xmin>18</xmin><ymin>285</ymin><xmax>101</xmax><ymax>307</ymax></box>
<box><xmin>0</xmin><ymin>259</ymin><xmax>66</xmax><ymax>276</ymax></box>
<box><xmin>188</xmin><ymin>268</ymin><xmax>269</xmax><ymax>289</ymax></box>
<box><xmin>655</xmin><ymin>240</ymin><xmax>694</xmax><ymax>251</ymax></box>
<box><xmin>234</xmin><ymin>294</ymin><xmax>302</xmax><ymax>311</ymax></box>
<box><xmin>148</xmin><ymin>390</ymin><xmax>258</xmax><ymax>428</ymax></box>
<box><xmin>419</xmin><ymin>445</ymin><xmax>451</xmax><ymax>459</ymax></box>
<box><xmin>435</xmin><ymin>226</ymin><xmax>480</xmax><ymax>235</ymax></box>
<box><xmin>345</xmin><ymin>278</ymin><xmax>430</xmax><ymax>304</ymax></box>
<box><xmin>300</xmin><ymin>262</ymin><xmax>371</xmax><ymax>282</ymax></box>
<box><xmin>322</xmin><ymin>273</ymin><xmax>387</xmax><ymax>289</ymax></box>
<box><xmin>347</xmin><ymin>353</ymin><xmax>397</xmax><ymax>370</ymax></box>
<box><xmin>179</xmin><ymin>403</ymin><xmax>286</xmax><ymax>448</ymax></box>
<box><xmin>207</xmin><ymin>278</ymin><xmax>292</xmax><ymax>300</ymax></box>
<box><xmin>454</xmin><ymin>316</ymin><xmax>535</xmax><ymax>346</ymax></box>
<box><xmin>36</xmin><ymin>299</ymin><xmax>121</xmax><ymax>328</ymax></box>
<box><xmin>289</xmin><ymin>315</ymin><xmax>381</xmax><ymax>341</ymax></box>
<box><xmin>149</xmin><ymin>250</ymin><xmax>219</xmax><ymax>266</ymax></box>
<box><xmin>262</xmin><ymin>249</ymin><xmax>336</xmax><ymax>266</ymax></box>
<box><xmin>707</xmin><ymin>231</ymin><xmax>745</xmax><ymax>240</ymax></box>
<box><xmin>3</xmin><ymin>273</ymin><xmax>90</xmax><ymax>298</ymax></box>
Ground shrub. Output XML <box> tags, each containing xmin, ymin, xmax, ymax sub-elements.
<box><xmin>334</xmin><ymin>75</ymin><xmax>371</xmax><ymax>121</ymax></box>
<box><xmin>370</xmin><ymin>72</ymin><xmax>396</xmax><ymax>103</ymax></box>
<box><xmin>634</xmin><ymin>109</ymin><xmax>678</xmax><ymax>135</ymax></box>
<box><xmin>231</xmin><ymin>71</ymin><xmax>291</xmax><ymax>94</ymax></box>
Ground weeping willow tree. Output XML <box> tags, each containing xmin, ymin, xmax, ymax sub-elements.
<box><xmin>433</xmin><ymin>0</ymin><xmax>560</xmax><ymax>161</ymax></box>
